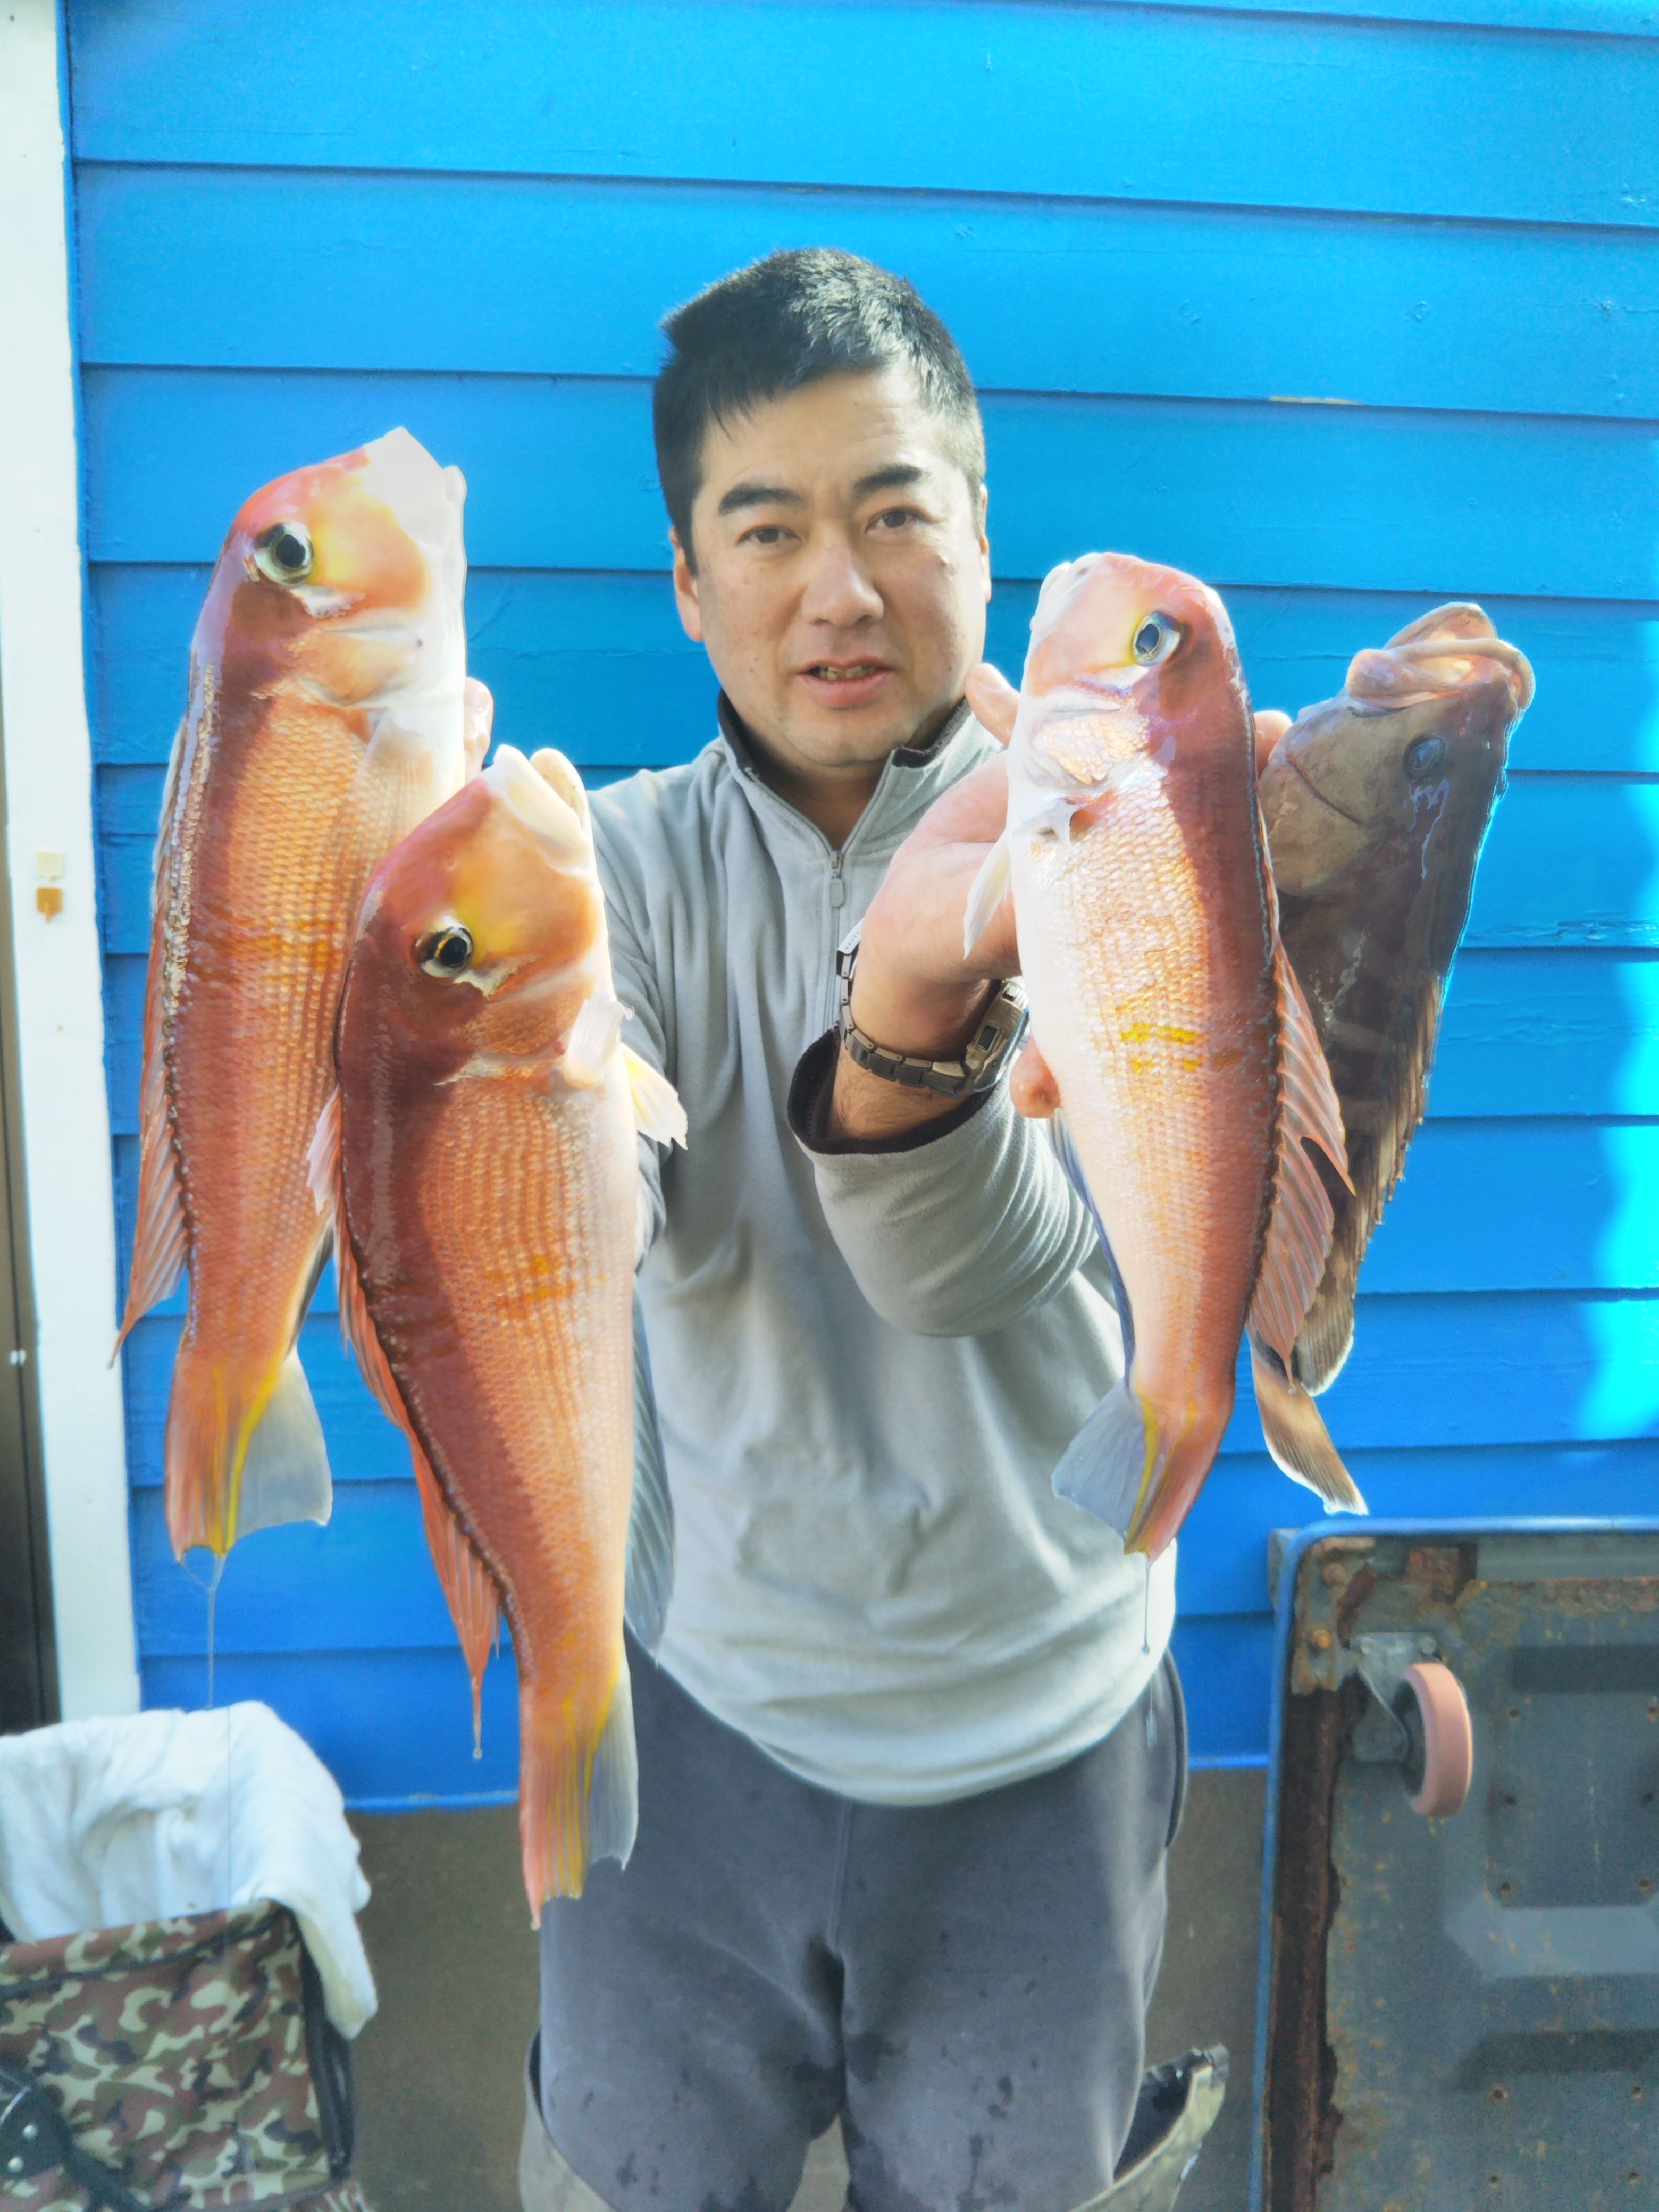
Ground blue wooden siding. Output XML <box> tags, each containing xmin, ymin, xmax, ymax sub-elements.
<box><xmin>65</xmin><ymin>0</ymin><xmax>1659</xmax><ymax>1800</ymax></box>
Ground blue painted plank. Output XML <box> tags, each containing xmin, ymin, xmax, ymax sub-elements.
<box><xmin>87</xmin><ymin>567</ymin><xmax>1659</xmax><ymax>778</ymax></box>
<box><xmin>74</xmin><ymin>166</ymin><xmax>1659</xmax><ymax>423</ymax></box>
<box><xmin>124</xmin><ymin>1292</ymin><xmax>1657</xmax><ymax>1523</ymax></box>
<box><xmin>91</xmin><ymin>763</ymin><xmax>1659</xmax><ymax>957</ymax></box>
<box><xmin>1170</xmin><ymin>1616</ymin><xmax>1275</xmax><ymax>1767</ymax></box>
<box><xmin>64</xmin><ymin>0</ymin><xmax>1659</xmax><ymax>231</ymax></box>
<box><xmin>133</xmin><ymin>1480</ymin><xmax>458</xmax><ymax>1656</ymax></box>
<box><xmin>119</xmin><ymin>1285</ymin><xmax>1659</xmax><ymax>1522</ymax></box>
<box><xmin>105</xmin><ymin>946</ymin><xmax>1659</xmax><ymax>1128</ymax></box>
<box><xmin>1221</xmin><ymin>1291</ymin><xmax>1659</xmax><ymax>1454</ymax></box>
<box><xmin>140</xmin><ymin>1647</ymin><xmax>523</xmax><ymax>1806</ymax></box>
<box><xmin>80</xmin><ymin>369</ymin><xmax>1659</xmax><ymax>601</ymax></box>
<box><xmin>1426</xmin><ymin>952</ymin><xmax>1659</xmax><ymax>1119</ymax></box>
<box><xmin>1176</xmin><ymin>1438</ymin><xmax>1659</xmax><ymax>1618</ymax></box>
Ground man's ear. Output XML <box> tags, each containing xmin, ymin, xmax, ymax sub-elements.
<box><xmin>670</xmin><ymin>529</ymin><xmax>705</xmax><ymax>643</ymax></box>
<box><xmin>977</xmin><ymin>483</ymin><xmax>992</xmax><ymax>604</ymax></box>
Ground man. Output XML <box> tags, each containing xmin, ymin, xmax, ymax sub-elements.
<box><xmin>523</xmin><ymin>249</ymin><xmax>1185</xmax><ymax>2212</ymax></box>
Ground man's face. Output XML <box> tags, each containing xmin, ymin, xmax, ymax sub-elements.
<box><xmin>672</xmin><ymin>366</ymin><xmax>992</xmax><ymax>782</ymax></box>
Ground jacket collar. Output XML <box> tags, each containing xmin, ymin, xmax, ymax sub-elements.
<box><xmin>713</xmin><ymin>693</ymin><xmax>998</xmax><ymax>858</ymax></box>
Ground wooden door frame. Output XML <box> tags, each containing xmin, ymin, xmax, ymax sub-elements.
<box><xmin>0</xmin><ymin>0</ymin><xmax>138</xmax><ymax>1724</ymax></box>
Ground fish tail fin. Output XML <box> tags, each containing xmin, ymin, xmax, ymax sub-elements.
<box><xmin>1051</xmin><ymin>1379</ymin><xmax>1161</xmax><ymax>1541</ymax></box>
<box><xmin>164</xmin><ymin>1340</ymin><xmax>331</xmax><ymax>1557</ymax></box>
<box><xmin>1251</xmin><ymin>1339</ymin><xmax>1367</xmax><ymax>1513</ymax></box>
<box><xmin>1124</xmin><ymin>1399</ymin><xmax>1235</xmax><ymax>1562</ymax></box>
<box><xmin>518</xmin><ymin>1654</ymin><xmax>639</xmax><ymax>1925</ymax></box>
<box><xmin>1053</xmin><ymin>1379</ymin><xmax>1233</xmax><ymax>1563</ymax></box>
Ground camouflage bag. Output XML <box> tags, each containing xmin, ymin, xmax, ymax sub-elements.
<box><xmin>0</xmin><ymin>1899</ymin><xmax>371</xmax><ymax>2210</ymax></box>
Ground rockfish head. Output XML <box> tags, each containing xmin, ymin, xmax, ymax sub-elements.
<box><xmin>346</xmin><ymin>746</ymin><xmax>608</xmax><ymax>1076</ymax></box>
<box><xmin>200</xmin><ymin>425</ymin><xmax>468</xmax><ymax>742</ymax></box>
<box><xmin>1017</xmin><ymin>550</ymin><xmax>1246</xmax><ymax>800</ymax></box>
<box><xmin>1263</xmin><ymin>604</ymin><xmax>1533</xmax><ymax>899</ymax></box>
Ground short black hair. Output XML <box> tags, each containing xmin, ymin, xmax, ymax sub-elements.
<box><xmin>653</xmin><ymin>248</ymin><xmax>985</xmax><ymax>563</ymax></box>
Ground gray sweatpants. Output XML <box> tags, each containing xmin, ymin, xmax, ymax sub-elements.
<box><xmin>526</xmin><ymin>1641</ymin><xmax>1186</xmax><ymax>2212</ymax></box>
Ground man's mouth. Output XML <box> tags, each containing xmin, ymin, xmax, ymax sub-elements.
<box><xmin>802</xmin><ymin>661</ymin><xmax>890</xmax><ymax>683</ymax></box>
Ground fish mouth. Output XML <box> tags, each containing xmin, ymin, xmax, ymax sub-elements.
<box><xmin>1286</xmin><ymin>752</ymin><xmax>1369</xmax><ymax>831</ymax></box>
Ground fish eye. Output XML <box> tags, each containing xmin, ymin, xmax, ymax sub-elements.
<box><xmin>254</xmin><ymin>521</ymin><xmax>314</xmax><ymax>585</ymax></box>
<box><xmin>417</xmin><ymin>924</ymin><xmax>474</xmax><ymax>978</ymax></box>
<box><xmin>1404</xmin><ymin>734</ymin><xmax>1448</xmax><ymax>780</ymax></box>
<box><xmin>1131</xmin><ymin>613</ymin><xmax>1180</xmax><ymax>666</ymax></box>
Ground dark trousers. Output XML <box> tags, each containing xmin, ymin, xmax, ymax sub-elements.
<box><xmin>533</xmin><ymin>1642</ymin><xmax>1186</xmax><ymax>2212</ymax></box>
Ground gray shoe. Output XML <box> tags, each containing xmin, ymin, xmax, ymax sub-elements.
<box><xmin>1091</xmin><ymin>2048</ymin><xmax>1229</xmax><ymax>2211</ymax></box>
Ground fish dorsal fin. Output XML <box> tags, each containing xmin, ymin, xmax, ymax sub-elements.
<box><xmin>308</xmin><ymin>1088</ymin><xmax>501</xmax><ymax>1740</ymax></box>
<box><xmin>115</xmin><ymin>886</ymin><xmax>187</xmax><ymax>1357</ymax></box>
<box><xmin>1248</xmin><ymin>943</ymin><xmax>1352</xmax><ymax>1370</ymax></box>
<box><xmin>625</xmin><ymin>1049</ymin><xmax>687</xmax><ymax>1147</ymax></box>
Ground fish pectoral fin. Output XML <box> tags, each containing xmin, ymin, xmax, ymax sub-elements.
<box><xmin>520</xmin><ymin>1655</ymin><xmax>639</xmax><ymax>1923</ymax></box>
<box><xmin>962</xmin><ymin>834</ymin><xmax>1012</xmax><ymax>958</ymax></box>
<box><xmin>625</xmin><ymin>1049</ymin><xmax>687</xmax><ymax>1147</ymax></box>
<box><xmin>624</xmin><ymin>1296</ymin><xmax>675</xmax><ymax>1653</ymax></box>
<box><xmin>307</xmin><ymin>1088</ymin><xmax>341</xmax><ymax>1220</ymax></box>
<box><xmin>563</xmin><ymin>992</ymin><xmax>626</xmax><ymax>1086</ymax></box>
<box><xmin>236</xmin><ymin>1347</ymin><xmax>332</xmax><ymax>1539</ymax></box>
<box><xmin>1251</xmin><ymin>1339</ymin><xmax>1367</xmax><ymax>1513</ymax></box>
<box><xmin>1249</xmin><ymin>943</ymin><xmax>1351</xmax><ymax>1369</ymax></box>
<box><xmin>1051</xmin><ymin>1382</ymin><xmax>1157</xmax><ymax>1543</ymax></box>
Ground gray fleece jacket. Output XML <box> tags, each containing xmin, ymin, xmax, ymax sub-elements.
<box><xmin>592</xmin><ymin>700</ymin><xmax>1175</xmax><ymax>1805</ymax></box>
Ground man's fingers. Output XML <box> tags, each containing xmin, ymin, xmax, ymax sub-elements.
<box><xmin>1253</xmin><ymin>708</ymin><xmax>1291</xmax><ymax>778</ymax></box>
<box><xmin>1009</xmin><ymin>1037</ymin><xmax>1060</xmax><ymax>1120</ymax></box>
<box><xmin>464</xmin><ymin>678</ymin><xmax>496</xmax><ymax>780</ymax></box>
<box><xmin>966</xmin><ymin>662</ymin><xmax>1019</xmax><ymax>746</ymax></box>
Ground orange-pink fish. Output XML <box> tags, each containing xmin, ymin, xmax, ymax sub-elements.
<box><xmin>116</xmin><ymin>428</ymin><xmax>483</xmax><ymax>1559</ymax></box>
<box><xmin>312</xmin><ymin>746</ymin><xmax>685</xmax><ymax>1916</ymax></box>
<box><xmin>966</xmin><ymin>552</ymin><xmax>1364</xmax><ymax>1560</ymax></box>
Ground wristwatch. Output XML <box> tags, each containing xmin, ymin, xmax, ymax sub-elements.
<box><xmin>834</xmin><ymin>921</ymin><xmax>1029</xmax><ymax>1099</ymax></box>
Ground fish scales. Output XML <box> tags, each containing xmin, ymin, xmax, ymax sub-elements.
<box><xmin>120</xmin><ymin>429</ymin><xmax>476</xmax><ymax>1561</ymax></box>
<box><xmin>971</xmin><ymin>551</ymin><xmax>1361</xmax><ymax>1560</ymax></box>
<box><xmin>320</xmin><ymin>744</ymin><xmax>685</xmax><ymax>1916</ymax></box>
<box><xmin>345</xmin><ymin>1058</ymin><xmax>635</xmax><ymax>1708</ymax></box>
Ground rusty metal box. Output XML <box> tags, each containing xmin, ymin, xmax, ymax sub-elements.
<box><xmin>1250</xmin><ymin>1518</ymin><xmax>1659</xmax><ymax>2212</ymax></box>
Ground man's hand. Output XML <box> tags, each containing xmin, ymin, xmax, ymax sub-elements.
<box><xmin>827</xmin><ymin>666</ymin><xmax>1292</xmax><ymax>1138</ymax></box>
<box><xmin>828</xmin><ymin>665</ymin><xmax>1020</xmax><ymax>1139</ymax></box>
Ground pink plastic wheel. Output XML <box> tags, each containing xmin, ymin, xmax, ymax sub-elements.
<box><xmin>1401</xmin><ymin>1661</ymin><xmax>1473</xmax><ymax>1818</ymax></box>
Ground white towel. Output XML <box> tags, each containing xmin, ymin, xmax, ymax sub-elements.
<box><xmin>0</xmin><ymin>1702</ymin><xmax>377</xmax><ymax>2037</ymax></box>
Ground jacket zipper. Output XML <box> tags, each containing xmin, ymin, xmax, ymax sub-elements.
<box><xmin>825</xmin><ymin>851</ymin><xmax>848</xmax><ymax>1028</ymax></box>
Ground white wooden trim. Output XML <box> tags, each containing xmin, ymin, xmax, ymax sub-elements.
<box><xmin>0</xmin><ymin>0</ymin><xmax>139</xmax><ymax>1719</ymax></box>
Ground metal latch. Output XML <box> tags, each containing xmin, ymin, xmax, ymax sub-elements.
<box><xmin>1350</xmin><ymin>1630</ymin><xmax>1442</xmax><ymax>1763</ymax></box>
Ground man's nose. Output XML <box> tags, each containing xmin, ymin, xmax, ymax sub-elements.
<box><xmin>800</xmin><ymin>534</ymin><xmax>883</xmax><ymax>629</ymax></box>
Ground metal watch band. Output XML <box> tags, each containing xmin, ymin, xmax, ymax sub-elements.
<box><xmin>834</xmin><ymin>922</ymin><xmax>1028</xmax><ymax>1100</ymax></box>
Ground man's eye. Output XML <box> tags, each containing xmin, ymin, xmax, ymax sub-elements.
<box><xmin>872</xmin><ymin>508</ymin><xmax>917</xmax><ymax>532</ymax></box>
<box><xmin>742</xmin><ymin>525</ymin><xmax>791</xmax><ymax>547</ymax></box>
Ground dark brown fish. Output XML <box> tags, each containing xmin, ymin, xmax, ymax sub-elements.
<box><xmin>1259</xmin><ymin>604</ymin><xmax>1533</xmax><ymax>1392</ymax></box>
